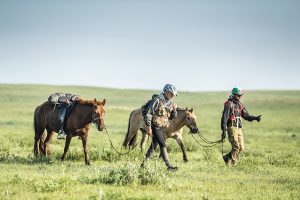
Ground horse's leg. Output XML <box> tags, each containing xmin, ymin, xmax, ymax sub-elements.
<box><xmin>81</xmin><ymin>133</ymin><xmax>90</xmax><ymax>165</ymax></box>
<box><xmin>39</xmin><ymin>134</ymin><xmax>45</xmax><ymax>155</ymax></box>
<box><xmin>140</xmin><ymin>130</ymin><xmax>149</xmax><ymax>151</ymax></box>
<box><xmin>175</xmin><ymin>136</ymin><xmax>188</xmax><ymax>162</ymax></box>
<box><xmin>34</xmin><ymin>127</ymin><xmax>45</xmax><ymax>157</ymax></box>
<box><xmin>44</xmin><ymin>128</ymin><xmax>54</xmax><ymax>157</ymax></box>
<box><xmin>61</xmin><ymin>134</ymin><xmax>72</xmax><ymax>162</ymax></box>
<box><xmin>127</xmin><ymin>130</ymin><xmax>138</xmax><ymax>148</ymax></box>
<box><xmin>34</xmin><ymin>130</ymin><xmax>44</xmax><ymax>157</ymax></box>
<box><xmin>34</xmin><ymin>136</ymin><xmax>40</xmax><ymax>156</ymax></box>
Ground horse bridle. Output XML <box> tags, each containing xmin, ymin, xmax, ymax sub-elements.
<box><xmin>92</xmin><ymin>112</ymin><xmax>104</xmax><ymax>124</ymax></box>
<box><xmin>185</xmin><ymin>115</ymin><xmax>197</xmax><ymax>132</ymax></box>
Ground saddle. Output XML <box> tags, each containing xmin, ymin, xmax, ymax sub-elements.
<box><xmin>48</xmin><ymin>92</ymin><xmax>80</xmax><ymax>104</ymax></box>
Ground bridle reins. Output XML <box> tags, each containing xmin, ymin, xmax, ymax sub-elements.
<box><xmin>92</xmin><ymin>108</ymin><xmax>105</xmax><ymax>126</ymax></box>
<box><xmin>184</xmin><ymin>113</ymin><xmax>224</xmax><ymax>154</ymax></box>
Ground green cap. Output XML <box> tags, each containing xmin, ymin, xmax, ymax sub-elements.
<box><xmin>232</xmin><ymin>87</ymin><xmax>244</xmax><ymax>96</ymax></box>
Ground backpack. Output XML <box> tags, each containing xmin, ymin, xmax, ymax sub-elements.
<box><xmin>142</xmin><ymin>94</ymin><xmax>160</xmax><ymax>118</ymax></box>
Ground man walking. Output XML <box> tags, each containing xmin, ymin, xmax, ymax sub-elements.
<box><xmin>221</xmin><ymin>87</ymin><xmax>261</xmax><ymax>166</ymax></box>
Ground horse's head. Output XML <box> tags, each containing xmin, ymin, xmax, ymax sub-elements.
<box><xmin>92</xmin><ymin>98</ymin><xmax>106</xmax><ymax>131</ymax></box>
<box><xmin>184</xmin><ymin>108</ymin><xmax>199</xmax><ymax>134</ymax></box>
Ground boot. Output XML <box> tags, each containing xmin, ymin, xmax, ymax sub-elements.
<box><xmin>161</xmin><ymin>147</ymin><xmax>178</xmax><ymax>171</ymax></box>
<box><xmin>57</xmin><ymin>130</ymin><xmax>66</xmax><ymax>140</ymax></box>
<box><xmin>57</xmin><ymin>124</ymin><xmax>66</xmax><ymax>140</ymax></box>
<box><xmin>57</xmin><ymin>106</ymin><xmax>67</xmax><ymax>140</ymax></box>
<box><xmin>223</xmin><ymin>153</ymin><xmax>232</xmax><ymax>166</ymax></box>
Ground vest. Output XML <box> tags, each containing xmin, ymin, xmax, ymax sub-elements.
<box><xmin>152</xmin><ymin>97</ymin><xmax>170</xmax><ymax>128</ymax></box>
<box><xmin>225</xmin><ymin>100</ymin><xmax>244</xmax><ymax>128</ymax></box>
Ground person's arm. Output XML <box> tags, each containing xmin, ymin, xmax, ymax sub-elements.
<box><xmin>144</xmin><ymin>98</ymin><xmax>160</xmax><ymax>135</ymax></box>
<box><xmin>144</xmin><ymin>98</ymin><xmax>160</xmax><ymax>127</ymax></box>
<box><xmin>220</xmin><ymin>103</ymin><xmax>231</xmax><ymax>140</ymax></box>
<box><xmin>241</xmin><ymin>106</ymin><xmax>261</xmax><ymax>122</ymax></box>
<box><xmin>221</xmin><ymin>103</ymin><xmax>231</xmax><ymax>131</ymax></box>
<box><xmin>169</xmin><ymin>103</ymin><xmax>177</xmax><ymax>120</ymax></box>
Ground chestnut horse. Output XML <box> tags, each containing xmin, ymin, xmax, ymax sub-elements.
<box><xmin>33</xmin><ymin>98</ymin><xmax>106</xmax><ymax>165</ymax></box>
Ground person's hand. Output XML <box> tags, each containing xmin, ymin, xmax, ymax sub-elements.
<box><xmin>221</xmin><ymin>130</ymin><xmax>226</xmax><ymax>142</ymax></box>
<box><xmin>172</xmin><ymin>103</ymin><xmax>177</xmax><ymax>111</ymax></box>
<box><xmin>255</xmin><ymin>115</ymin><xmax>262</xmax><ymax>122</ymax></box>
<box><xmin>146</xmin><ymin>126</ymin><xmax>152</xmax><ymax>136</ymax></box>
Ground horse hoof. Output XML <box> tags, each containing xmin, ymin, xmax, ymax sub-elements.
<box><xmin>86</xmin><ymin>161</ymin><xmax>91</xmax><ymax>165</ymax></box>
<box><xmin>184</xmin><ymin>159</ymin><xmax>188</xmax><ymax>163</ymax></box>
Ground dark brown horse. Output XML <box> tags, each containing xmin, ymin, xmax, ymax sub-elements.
<box><xmin>33</xmin><ymin>98</ymin><xmax>106</xmax><ymax>165</ymax></box>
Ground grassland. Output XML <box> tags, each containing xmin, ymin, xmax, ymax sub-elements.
<box><xmin>0</xmin><ymin>84</ymin><xmax>299</xmax><ymax>200</ymax></box>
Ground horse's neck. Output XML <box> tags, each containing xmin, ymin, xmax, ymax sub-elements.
<box><xmin>72</xmin><ymin>104</ymin><xmax>93</xmax><ymax>126</ymax></box>
<box><xmin>168</xmin><ymin>110</ymin><xmax>186</xmax><ymax>132</ymax></box>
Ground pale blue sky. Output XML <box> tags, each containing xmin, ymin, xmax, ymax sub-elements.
<box><xmin>0</xmin><ymin>0</ymin><xmax>299</xmax><ymax>91</ymax></box>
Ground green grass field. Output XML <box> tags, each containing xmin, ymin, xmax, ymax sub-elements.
<box><xmin>0</xmin><ymin>84</ymin><xmax>299</xmax><ymax>200</ymax></box>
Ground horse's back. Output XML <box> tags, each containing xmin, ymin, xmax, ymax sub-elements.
<box><xmin>34</xmin><ymin>101</ymin><xmax>60</xmax><ymax>132</ymax></box>
<box><xmin>34</xmin><ymin>101</ymin><xmax>50</xmax><ymax>122</ymax></box>
<box><xmin>35</xmin><ymin>101</ymin><xmax>53</xmax><ymax>112</ymax></box>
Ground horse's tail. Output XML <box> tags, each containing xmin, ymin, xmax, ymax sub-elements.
<box><xmin>33</xmin><ymin>106</ymin><xmax>40</xmax><ymax>154</ymax></box>
<box><xmin>33</xmin><ymin>106</ymin><xmax>39</xmax><ymax>137</ymax></box>
<box><xmin>128</xmin><ymin>127</ymin><xmax>138</xmax><ymax>148</ymax></box>
<box><xmin>33</xmin><ymin>104</ymin><xmax>46</xmax><ymax>155</ymax></box>
<box><xmin>122</xmin><ymin>110</ymin><xmax>134</xmax><ymax>148</ymax></box>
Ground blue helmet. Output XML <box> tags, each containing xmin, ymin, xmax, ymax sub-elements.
<box><xmin>163</xmin><ymin>84</ymin><xmax>178</xmax><ymax>96</ymax></box>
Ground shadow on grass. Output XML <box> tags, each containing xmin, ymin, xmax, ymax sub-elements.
<box><xmin>0</xmin><ymin>152</ymin><xmax>56</xmax><ymax>165</ymax></box>
<box><xmin>0</xmin><ymin>147</ymin><xmax>144</xmax><ymax>166</ymax></box>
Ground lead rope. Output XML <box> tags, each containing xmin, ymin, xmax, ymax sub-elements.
<box><xmin>104</xmin><ymin>127</ymin><xmax>142</xmax><ymax>156</ymax></box>
<box><xmin>197</xmin><ymin>131</ymin><xmax>222</xmax><ymax>144</ymax></box>
<box><xmin>190</xmin><ymin>131</ymin><xmax>225</xmax><ymax>157</ymax></box>
<box><xmin>190</xmin><ymin>133</ymin><xmax>221</xmax><ymax>147</ymax></box>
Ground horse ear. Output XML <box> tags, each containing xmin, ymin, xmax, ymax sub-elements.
<box><xmin>190</xmin><ymin>108</ymin><xmax>194</xmax><ymax>113</ymax></box>
<box><xmin>185</xmin><ymin>107</ymin><xmax>189</xmax><ymax>112</ymax></box>
<box><xmin>102</xmin><ymin>99</ymin><xmax>106</xmax><ymax>106</ymax></box>
<box><xmin>93</xmin><ymin>98</ymin><xmax>98</xmax><ymax>107</ymax></box>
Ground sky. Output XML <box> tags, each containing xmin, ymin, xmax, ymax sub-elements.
<box><xmin>0</xmin><ymin>0</ymin><xmax>299</xmax><ymax>92</ymax></box>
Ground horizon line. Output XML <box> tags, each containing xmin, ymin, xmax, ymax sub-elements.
<box><xmin>0</xmin><ymin>82</ymin><xmax>299</xmax><ymax>93</ymax></box>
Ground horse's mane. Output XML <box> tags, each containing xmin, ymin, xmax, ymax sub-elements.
<box><xmin>77</xmin><ymin>99</ymin><xmax>104</xmax><ymax>106</ymax></box>
<box><xmin>78</xmin><ymin>99</ymin><xmax>95</xmax><ymax>106</ymax></box>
